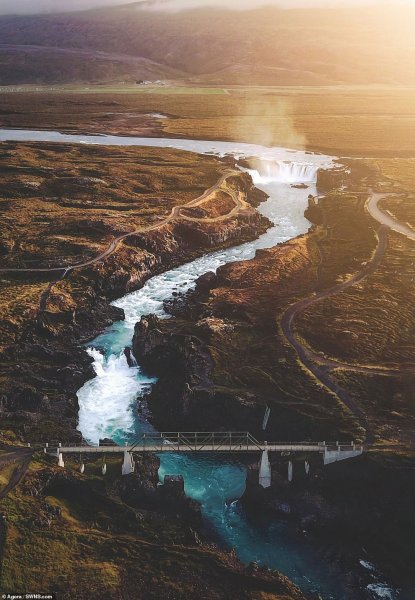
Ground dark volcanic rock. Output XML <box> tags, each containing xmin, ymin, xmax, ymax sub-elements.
<box><xmin>123</xmin><ymin>347</ymin><xmax>135</xmax><ymax>367</ymax></box>
<box><xmin>163</xmin><ymin>292</ymin><xmax>191</xmax><ymax>317</ymax></box>
<box><xmin>116</xmin><ymin>453</ymin><xmax>160</xmax><ymax>510</ymax></box>
<box><xmin>99</xmin><ymin>437</ymin><xmax>117</xmax><ymax>446</ymax></box>
<box><xmin>317</xmin><ymin>166</ymin><xmax>348</xmax><ymax>191</ymax></box>
<box><xmin>158</xmin><ymin>473</ymin><xmax>202</xmax><ymax>528</ymax></box>
<box><xmin>195</xmin><ymin>270</ymin><xmax>217</xmax><ymax>292</ymax></box>
<box><xmin>304</xmin><ymin>194</ymin><xmax>324</xmax><ymax>225</ymax></box>
<box><xmin>241</xmin><ymin>452</ymin><xmax>415</xmax><ymax>587</ymax></box>
<box><xmin>132</xmin><ymin>314</ymin><xmax>263</xmax><ymax>432</ymax></box>
<box><xmin>116</xmin><ymin>454</ymin><xmax>202</xmax><ymax>528</ymax></box>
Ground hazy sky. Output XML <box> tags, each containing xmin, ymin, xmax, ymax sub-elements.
<box><xmin>0</xmin><ymin>0</ymin><xmax>411</xmax><ymax>15</ymax></box>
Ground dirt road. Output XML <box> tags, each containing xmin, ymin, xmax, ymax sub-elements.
<box><xmin>0</xmin><ymin>170</ymin><xmax>243</xmax><ymax>275</ymax></box>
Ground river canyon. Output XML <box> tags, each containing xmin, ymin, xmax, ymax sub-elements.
<box><xmin>0</xmin><ymin>129</ymin><xmax>410</xmax><ymax>600</ymax></box>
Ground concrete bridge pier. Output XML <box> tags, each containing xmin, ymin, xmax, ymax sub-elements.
<box><xmin>259</xmin><ymin>446</ymin><xmax>271</xmax><ymax>488</ymax></box>
<box><xmin>102</xmin><ymin>463</ymin><xmax>107</xmax><ymax>475</ymax></box>
<box><xmin>323</xmin><ymin>444</ymin><xmax>363</xmax><ymax>465</ymax></box>
<box><xmin>288</xmin><ymin>460</ymin><xmax>293</xmax><ymax>483</ymax></box>
<box><xmin>80</xmin><ymin>463</ymin><xmax>85</xmax><ymax>474</ymax></box>
<box><xmin>262</xmin><ymin>406</ymin><xmax>271</xmax><ymax>431</ymax></box>
<box><xmin>305</xmin><ymin>460</ymin><xmax>310</xmax><ymax>475</ymax></box>
<box><xmin>122</xmin><ymin>451</ymin><xmax>134</xmax><ymax>475</ymax></box>
<box><xmin>57</xmin><ymin>453</ymin><xmax>65</xmax><ymax>468</ymax></box>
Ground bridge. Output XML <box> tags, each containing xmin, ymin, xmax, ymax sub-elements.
<box><xmin>46</xmin><ymin>432</ymin><xmax>363</xmax><ymax>488</ymax></box>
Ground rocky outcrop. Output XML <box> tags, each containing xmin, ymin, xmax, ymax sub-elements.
<box><xmin>316</xmin><ymin>166</ymin><xmax>348</xmax><ymax>191</ymax></box>
<box><xmin>240</xmin><ymin>452</ymin><xmax>415</xmax><ymax>592</ymax></box>
<box><xmin>116</xmin><ymin>454</ymin><xmax>202</xmax><ymax>530</ymax></box>
<box><xmin>0</xmin><ymin>339</ymin><xmax>95</xmax><ymax>440</ymax></box>
<box><xmin>132</xmin><ymin>313</ymin><xmax>263</xmax><ymax>432</ymax></box>
<box><xmin>317</xmin><ymin>160</ymin><xmax>380</xmax><ymax>192</ymax></box>
<box><xmin>1</xmin><ymin>170</ymin><xmax>271</xmax><ymax>441</ymax></box>
<box><xmin>304</xmin><ymin>194</ymin><xmax>324</xmax><ymax>225</ymax></box>
<box><xmin>131</xmin><ymin>234</ymin><xmax>357</xmax><ymax>441</ymax></box>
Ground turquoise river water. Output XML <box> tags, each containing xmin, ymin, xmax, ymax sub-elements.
<box><xmin>0</xmin><ymin>129</ymin><xmax>401</xmax><ymax>600</ymax></box>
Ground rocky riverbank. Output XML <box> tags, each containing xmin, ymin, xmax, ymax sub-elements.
<box><xmin>131</xmin><ymin>225</ymin><xmax>364</xmax><ymax>442</ymax></box>
<box><xmin>0</xmin><ymin>143</ymin><xmax>269</xmax><ymax>443</ymax></box>
<box><xmin>0</xmin><ymin>447</ymin><xmax>307</xmax><ymax>600</ymax></box>
<box><xmin>0</xmin><ymin>141</ymin><xmax>313</xmax><ymax>600</ymax></box>
<box><xmin>131</xmin><ymin>160</ymin><xmax>415</xmax><ymax>595</ymax></box>
<box><xmin>241</xmin><ymin>450</ymin><xmax>415</xmax><ymax>597</ymax></box>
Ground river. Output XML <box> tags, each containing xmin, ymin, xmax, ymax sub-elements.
<box><xmin>0</xmin><ymin>129</ymin><xmax>399</xmax><ymax>600</ymax></box>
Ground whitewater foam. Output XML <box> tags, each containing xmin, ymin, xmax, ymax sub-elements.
<box><xmin>360</xmin><ymin>559</ymin><xmax>377</xmax><ymax>572</ymax></box>
<box><xmin>77</xmin><ymin>348</ymin><xmax>156</xmax><ymax>444</ymax></box>
<box><xmin>367</xmin><ymin>583</ymin><xmax>398</xmax><ymax>599</ymax></box>
<box><xmin>17</xmin><ymin>129</ymin><xmax>368</xmax><ymax>599</ymax></box>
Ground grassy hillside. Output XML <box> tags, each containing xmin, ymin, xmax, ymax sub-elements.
<box><xmin>0</xmin><ymin>449</ymin><xmax>305</xmax><ymax>600</ymax></box>
<box><xmin>1</xmin><ymin>4</ymin><xmax>415</xmax><ymax>85</ymax></box>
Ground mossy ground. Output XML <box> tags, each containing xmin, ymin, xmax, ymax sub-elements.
<box><xmin>0</xmin><ymin>451</ymin><xmax>304</xmax><ymax>600</ymax></box>
<box><xmin>296</xmin><ymin>169</ymin><xmax>415</xmax><ymax>445</ymax></box>
<box><xmin>0</xmin><ymin>143</ymin><xmax>227</xmax><ymax>351</ymax></box>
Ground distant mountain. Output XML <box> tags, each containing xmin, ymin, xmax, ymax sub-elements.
<box><xmin>1</xmin><ymin>3</ymin><xmax>414</xmax><ymax>85</ymax></box>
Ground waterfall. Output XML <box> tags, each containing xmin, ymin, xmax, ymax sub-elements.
<box><xmin>249</xmin><ymin>160</ymin><xmax>319</xmax><ymax>184</ymax></box>
<box><xmin>77</xmin><ymin>348</ymin><xmax>156</xmax><ymax>444</ymax></box>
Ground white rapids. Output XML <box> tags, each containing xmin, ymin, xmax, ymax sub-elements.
<box><xmin>1</xmin><ymin>128</ymin><xmax>403</xmax><ymax>600</ymax></box>
<box><xmin>65</xmin><ymin>135</ymin><xmax>333</xmax><ymax>444</ymax></box>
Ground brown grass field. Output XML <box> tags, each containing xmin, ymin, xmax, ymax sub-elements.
<box><xmin>0</xmin><ymin>450</ymin><xmax>302</xmax><ymax>600</ymax></box>
<box><xmin>1</xmin><ymin>87</ymin><xmax>415</xmax><ymax>156</ymax></box>
<box><xmin>1</xmin><ymin>87</ymin><xmax>415</xmax><ymax>441</ymax></box>
<box><xmin>1</xmin><ymin>86</ymin><xmax>415</xmax><ymax>598</ymax></box>
<box><xmin>0</xmin><ymin>142</ymin><xmax>227</xmax><ymax>351</ymax></box>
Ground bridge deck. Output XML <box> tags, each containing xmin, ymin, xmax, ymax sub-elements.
<box><xmin>47</xmin><ymin>433</ymin><xmax>362</xmax><ymax>456</ymax></box>
<box><xmin>56</xmin><ymin>444</ymin><xmax>360</xmax><ymax>454</ymax></box>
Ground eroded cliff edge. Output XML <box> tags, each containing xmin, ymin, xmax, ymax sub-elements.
<box><xmin>0</xmin><ymin>143</ymin><xmax>311</xmax><ymax>600</ymax></box>
<box><xmin>132</xmin><ymin>161</ymin><xmax>415</xmax><ymax>592</ymax></box>
<box><xmin>0</xmin><ymin>144</ymin><xmax>270</xmax><ymax>442</ymax></box>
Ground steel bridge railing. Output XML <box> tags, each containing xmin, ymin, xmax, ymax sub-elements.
<box><xmin>23</xmin><ymin>434</ymin><xmax>362</xmax><ymax>454</ymax></box>
<box><xmin>129</xmin><ymin>432</ymin><xmax>263</xmax><ymax>453</ymax></box>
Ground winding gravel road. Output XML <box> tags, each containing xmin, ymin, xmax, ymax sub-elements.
<box><xmin>0</xmin><ymin>170</ymin><xmax>241</xmax><ymax>275</ymax></box>
<box><xmin>280</xmin><ymin>190</ymin><xmax>415</xmax><ymax>442</ymax></box>
<box><xmin>0</xmin><ymin>444</ymin><xmax>33</xmax><ymax>500</ymax></box>
<box><xmin>281</xmin><ymin>225</ymin><xmax>388</xmax><ymax>442</ymax></box>
<box><xmin>367</xmin><ymin>192</ymin><xmax>415</xmax><ymax>241</ymax></box>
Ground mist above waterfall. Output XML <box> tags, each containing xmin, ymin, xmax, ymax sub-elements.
<box><xmin>232</xmin><ymin>97</ymin><xmax>307</xmax><ymax>151</ymax></box>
